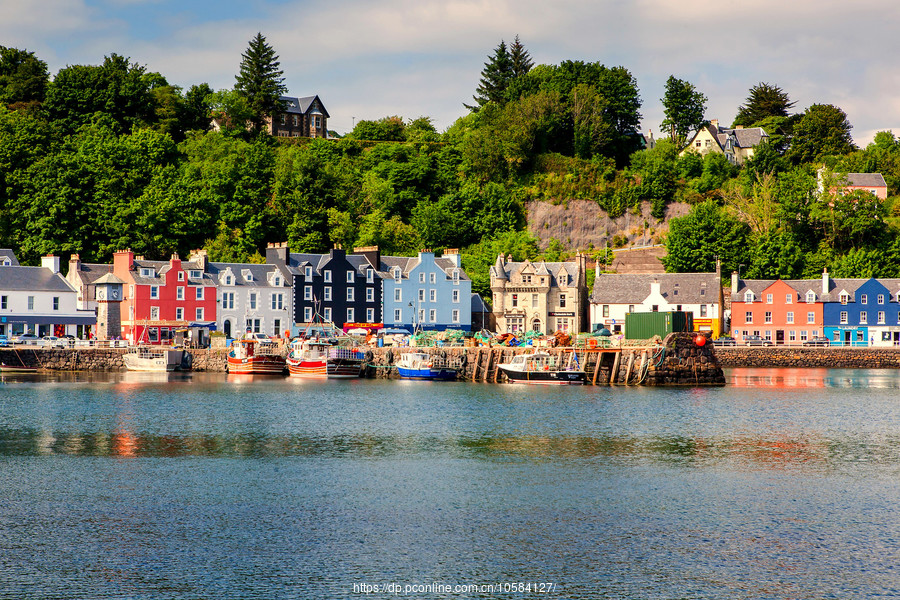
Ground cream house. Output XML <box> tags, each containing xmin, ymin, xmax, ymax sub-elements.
<box><xmin>490</xmin><ymin>253</ymin><xmax>588</xmax><ymax>334</ymax></box>
<box><xmin>680</xmin><ymin>119</ymin><xmax>769</xmax><ymax>165</ymax></box>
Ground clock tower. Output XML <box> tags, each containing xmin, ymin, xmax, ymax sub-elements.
<box><xmin>94</xmin><ymin>273</ymin><xmax>125</xmax><ymax>341</ymax></box>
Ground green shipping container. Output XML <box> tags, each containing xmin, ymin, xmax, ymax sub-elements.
<box><xmin>625</xmin><ymin>311</ymin><xmax>694</xmax><ymax>339</ymax></box>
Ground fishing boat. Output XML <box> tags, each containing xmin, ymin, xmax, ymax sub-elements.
<box><xmin>497</xmin><ymin>350</ymin><xmax>586</xmax><ymax>385</ymax></box>
<box><xmin>0</xmin><ymin>362</ymin><xmax>38</xmax><ymax>373</ymax></box>
<box><xmin>395</xmin><ymin>351</ymin><xmax>458</xmax><ymax>381</ymax></box>
<box><xmin>123</xmin><ymin>346</ymin><xmax>184</xmax><ymax>372</ymax></box>
<box><xmin>286</xmin><ymin>338</ymin><xmax>366</xmax><ymax>379</ymax></box>
<box><xmin>226</xmin><ymin>339</ymin><xmax>286</xmax><ymax>375</ymax></box>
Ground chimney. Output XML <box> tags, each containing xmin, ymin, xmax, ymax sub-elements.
<box><xmin>266</xmin><ymin>242</ymin><xmax>289</xmax><ymax>267</ymax></box>
<box><xmin>651</xmin><ymin>278</ymin><xmax>661</xmax><ymax>297</ymax></box>
<box><xmin>710</xmin><ymin>118</ymin><xmax>719</xmax><ymax>128</ymax></box>
<box><xmin>735</xmin><ymin>125</ymin><xmax>744</xmax><ymax>130</ymax></box>
<box><xmin>189</xmin><ymin>248</ymin><xmax>208</xmax><ymax>270</ymax></box>
<box><xmin>170</xmin><ymin>252</ymin><xmax>181</xmax><ymax>270</ymax></box>
<box><xmin>113</xmin><ymin>249</ymin><xmax>135</xmax><ymax>274</ymax></box>
<box><xmin>352</xmin><ymin>245</ymin><xmax>381</xmax><ymax>269</ymax></box>
<box><xmin>731</xmin><ymin>271</ymin><xmax>740</xmax><ymax>295</ymax></box>
<box><xmin>443</xmin><ymin>248</ymin><xmax>461</xmax><ymax>268</ymax></box>
<box><xmin>822</xmin><ymin>268</ymin><xmax>830</xmax><ymax>295</ymax></box>
<box><xmin>41</xmin><ymin>254</ymin><xmax>60</xmax><ymax>274</ymax></box>
<box><xmin>69</xmin><ymin>253</ymin><xmax>81</xmax><ymax>274</ymax></box>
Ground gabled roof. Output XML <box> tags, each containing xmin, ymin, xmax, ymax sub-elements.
<box><xmin>0</xmin><ymin>249</ymin><xmax>20</xmax><ymax>266</ymax></box>
<box><xmin>207</xmin><ymin>262</ymin><xmax>284</xmax><ymax>287</ymax></box>
<box><xmin>0</xmin><ymin>266</ymin><xmax>77</xmax><ymax>293</ymax></box>
<box><xmin>846</xmin><ymin>173</ymin><xmax>887</xmax><ymax>188</ymax></box>
<box><xmin>492</xmin><ymin>259</ymin><xmax>580</xmax><ymax>287</ymax></box>
<box><xmin>279</xmin><ymin>95</ymin><xmax>330</xmax><ymax>119</ymax></box>
<box><xmin>592</xmin><ymin>272</ymin><xmax>719</xmax><ymax>304</ymax></box>
<box><xmin>68</xmin><ymin>262</ymin><xmax>111</xmax><ymax>285</ymax></box>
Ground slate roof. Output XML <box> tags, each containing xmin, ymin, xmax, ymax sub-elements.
<box><xmin>592</xmin><ymin>272</ymin><xmax>719</xmax><ymax>304</ymax></box>
<box><xmin>129</xmin><ymin>259</ymin><xmax>217</xmax><ymax>287</ymax></box>
<box><xmin>69</xmin><ymin>262</ymin><xmax>112</xmax><ymax>285</ymax></box>
<box><xmin>280</xmin><ymin>95</ymin><xmax>330</xmax><ymax>118</ymax></box>
<box><xmin>0</xmin><ymin>266</ymin><xmax>77</xmax><ymax>293</ymax></box>
<box><xmin>491</xmin><ymin>258</ymin><xmax>580</xmax><ymax>287</ymax></box>
<box><xmin>206</xmin><ymin>262</ymin><xmax>286</xmax><ymax>287</ymax></box>
<box><xmin>730</xmin><ymin>277</ymin><xmax>899</xmax><ymax>303</ymax></box>
<box><xmin>0</xmin><ymin>249</ymin><xmax>20</xmax><ymax>266</ymax></box>
<box><xmin>380</xmin><ymin>255</ymin><xmax>469</xmax><ymax>281</ymax></box>
<box><xmin>846</xmin><ymin>173</ymin><xmax>887</xmax><ymax>188</ymax></box>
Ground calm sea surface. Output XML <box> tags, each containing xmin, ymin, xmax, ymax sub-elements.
<box><xmin>1</xmin><ymin>368</ymin><xmax>900</xmax><ymax>599</ymax></box>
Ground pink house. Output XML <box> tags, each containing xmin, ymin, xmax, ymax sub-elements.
<box><xmin>730</xmin><ymin>274</ymin><xmax>826</xmax><ymax>345</ymax></box>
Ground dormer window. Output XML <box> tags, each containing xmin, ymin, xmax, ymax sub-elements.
<box><xmin>305</xmin><ymin>266</ymin><xmax>313</xmax><ymax>279</ymax></box>
<box><xmin>141</xmin><ymin>268</ymin><xmax>154</xmax><ymax>278</ymax></box>
<box><xmin>178</xmin><ymin>272</ymin><xmax>185</xmax><ymax>281</ymax></box>
<box><xmin>806</xmin><ymin>291</ymin><xmax>816</xmax><ymax>303</ymax></box>
<box><xmin>190</xmin><ymin>270</ymin><xmax>202</xmax><ymax>279</ymax></box>
<box><xmin>453</xmin><ymin>269</ymin><xmax>460</xmax><ymax>284</ymax></box>
<box><xmin>223</xmin><ymin>274</ymin><xmax>233</xmax><ymax>286</ymax></box>
<box><xmin>1</xmin><ymin>257</ymin><xmax>10</xmax><ymax>266</ymax></box>
<box><xmin>744</xmin><ymin>290</ymin><xmax>755</xmax><ymax>303</ymax></box>
<box><xmin>274</xmin><ymin>276</ymin><xmax>281</xmax><ymax>287</ymax></box>
<box><xmin>366</xmin><ymin>268</ymin><xmax>374</xmax><ymax>283</ymax></box>
<box><xmin>243</xmin><ymin>269</ymin><xmax>253</xmax><ymax>282</ymax></box>
<box><xmin>522</xmin><ymin>274</ymin><xmax>532</xmax><ymax>284</ymax></box>
<box><xmin>346</xmin><ymin>270</ymin><xmax>354</xmax><ymax>283</ymax></box>
<box><xmin>394</xmin><ymin>267</ymin><xmax>402</xmax><ymax>282</ymax></box>
<box><xmin>840</xmin><ymin>292</ymin><xmax>849</xmax><ymax>305</ymax></box>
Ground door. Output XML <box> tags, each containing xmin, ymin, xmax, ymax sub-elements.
<box><xmin>775</xmin><ymin>330</ymin><xmax>785</xmax><ymax>345</ymax></box>
<box><xmin>224</xmin><ymin>320</ymin><xmax>232</xmax><ymax>338</ymax></box>
<box><xmin>844</xmin><ymin>331</ymin><xmax>851</xmax><ymax>346</ymax></box>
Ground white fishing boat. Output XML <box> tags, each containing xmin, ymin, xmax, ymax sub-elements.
<box><xmin>497</xmin><ymin>350</ymin><xmax>586</xmax><ymax>385</ymax></box>
<box><xmin>123</xmin><ymin>346</ymin><xmax>185</xmax><ymax>372</ymax></box>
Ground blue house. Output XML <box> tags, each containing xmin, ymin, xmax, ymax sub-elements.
<box><xmin>381</xmin><ymin>249</ymin><xmax>471</xmax><ymax>332</ymax></box>
<box><xmin>822</xmin><ymin>276</ymin><xmax>891</xmax><ymax>346</ymax></box>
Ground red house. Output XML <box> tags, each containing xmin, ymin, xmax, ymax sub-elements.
<box><xmin>113</xmin><ymin>250</ymin><xmax>217</xmax><ymax>344</ymax></box>
<box><xmin>730</xmin><ymin>273</ymin><xmax>826</xmax><ymax>345</ymax></box>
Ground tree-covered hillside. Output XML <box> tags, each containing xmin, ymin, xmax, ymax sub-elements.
<box><xmin>2</xmin><ymin>37</ymin><xmax>899</xmax><ymax>299</ymax></box>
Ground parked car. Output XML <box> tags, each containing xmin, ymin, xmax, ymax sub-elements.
<box><xmin>713</xmin><ymin>336</ymin><xmax>736</xmax><ymax>346</ymax></box>
<box><xmin>803</xmin><ymin>336</ymin><xmax>830</xmax><ymax>347</ymax></box>
<box><xmin>15</xmin><ymin>333</ymin><xmax>39</xmax><ymax>345</ymax></box>
<box><xmin>41</xmin><ymin>336</ymin><xmax>67</xmax><ymax>348</ymax></box>
<box><xmin>0</xmin><ymin>334</ymin><xmax>8</xmax><ymax>347</ymax></box>
<box><xmin>245</xmin><ymin>332</ymin><xmax>274</xmax><ymax>345</ymax></box>
<box><xmin>744</xmin><ymin>335</ymin><xmax>773</xmax><ymax>347</ymax></box>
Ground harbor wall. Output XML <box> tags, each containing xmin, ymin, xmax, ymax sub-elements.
<box><xmin>2</xmin><ymin>334</ymin><xmax>725</xmax><ymax>385</ymax></box>
<box><xmin>714</xmin><ymin>347</ymin><xmax>900</xmax><ymax>369</ymax></box>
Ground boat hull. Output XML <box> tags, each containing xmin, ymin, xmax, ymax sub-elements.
<box><xmin>227</xmin><ymin>355</ymin><xmax>286</xmax><ymax>375</ymax></box>
<box><xmin>287</xmin><ymin>359</ymin><xmax>362</xmax><ymax>379</ymax></box>
<box><xmin>397</xmin><ymin>366</ymin><xmax>458</xmax><ymax>381</ymax></box>
<box><xmin>499</xmin><ymin>368</ymin><xmax>586</xmax><ymax>385</ymax></box>
<box><xmin>123</xmin><ymin>349</ymin><xmax>184</xmax><ymax>372</ymax></box>
<box><xmin>0</xmin><ymin>364</ymin><xmax>37</xmax><ymax>373</ymax></box>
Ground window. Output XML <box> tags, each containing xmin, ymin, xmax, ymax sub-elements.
<box><xmin>394</xmin><ymin>268</ymin><xmax>402</xmax><ymax>283</ymax></box>
<box><xmin>745</xmin><ymin>312</ymin><xmax>753</xmax><ymax>324</ymax></box>
<box><xmin>429</xmin><ymin>273</ymin><xmax>436</xmax><ymax>284</ymax></box>
<box><xmin>224</xmin><ymin>275</ymin><xmax>233</xmax><ymax>286</ymax></box>
<box><xmin>531</xmin><ymin>294</ymin><xmax>537</xmax><ymax>308</ymax></box>
<box><xmin>418</xmin><ymin>289</ymin><xmax>425</xmax><ymax>302</ymax></box>
<box><xmin>676</xmin><ymin>305</ymin><xmax>682</xmax><ymax>312</ymax></box>
<box><xmin>878</xmin><ymin>311</ymin><xmax>886</xmax><ymax>324</ymax></box>
<box><xmin>522</xmin><ymin>274</ymin><xmax>532</xmax><ymax>283</ymax></box>
<box><xmin>150</xmin><ymin>286</ymin><xmax>159</xmax><ymax>299</ymax></box>
<box><xmin>786</xmin><ymin>311</ymin><xmax>794</xmax><ymax>324</ymax></box>
<box><xmin>304</xmin><ymin>286</ymin><xmax>312</xmax><ymax>301</ymax></box>
<box><xmin>744</xmin><ymin>291</ymin><xmax>755</xmax><ymax>302</ymax></box>
<box><xmin>800</xmin><ymin>331</ymin><xmax>808</xmax><ymax>341</ymax></box>
<box><xmin>177</xmin><ymin>287</ymin><xmax>185</xmax><ymax>300</ymax></box>
<box><xmin>324</xmin><ymin>270</ymin><xmax>332</xmax><ymax>283</ymax></box>
<box><xmin>700</xmin><ymin>305</ymin><xmax>707</xmax><ymax>317</ymax></box>
<box><xmin>304</xmin><ymin>307</ymin><xmax>312</xmax><ymax>322</ymax></box>
<box><xmin>274</xmin><ymin>319</ymin><xmax>281</xmax><ymax>336</ymax></box>
<box><xmin>673</xmin><ymin>286</ymin><xmax>679</xmax><ymax>297</ymax></box>
<box><xmin>652</xmin><ymin>305</ymin><xmax>659</xmax><ymax>312</ymax></box>
<box><xmin>196</xmin><ymin>308</ymin><xmax>204</xmax><ymax>321</ymax></box>
<box><xmin>52</xmin><ymin>297</ymin><xmax>59</xmax><ymax>311</ymax></box>
<box><xmin>273</xmin><ymin>276</ymin><xmax>281</xmax><ymax>287</ymax></box>
<box><xmin>840</xmin><ymin>293</ymin><xmax>849</xmax><ymax>305</ymax></box>
<box><xmin>323</xmin><ymin>307</ymin><xmax>332</xmax><ymax>322</ymax></box>
<box><xmin>367</xmin><ymin>269</ymin><xmax>374</xmax><ymax>283</ymax></box>
<box><xmin>628</xmin><ymin>305</ymin><xmax>635</xmax><ymax>313</ymax></box>
<box><xmin>559</xmin><ymin>294</ymin><xmax>567</xmax><ymax>308</ymax></box>
<box><xmin>766</xmin><ymin>293</ymin><xmax>773</xmax><ymax>304</ymax></box>
<box><xmin>0</xmin><ymin>296</ymin><xmax>6</xmax><ymax>309</ymax></box>
<box><xmin>452</xmin><ymin>309</ymin><xmax>460</xmax><ymax>323</ymax></box>
<box><xmin>271</xmin><ymin>293</ymin><xmax>283</xmax><ymax>310</ymax></box>
<box><xmin>807</xmin><ymin>312</ymin><xmax>815</xmax><ymax>324</ymax></box>
<box><xmin>429</xmin><ymin>289</ymin><xmax>436</xmax><ymax>302</ymax></box>
<box><xmin>305</xmin><ymin>266</ymin><xmax>313</xmax><ymax>280</ymax></box>
<box><xmin>347</xmin><ymin>308</ymin><xmax>354</xmax><ymax>323</ymax></box>
<box><xmin>178</xmin><ymin>271</ymin><xmax>185</xmax><ymax>281</ymax></box>
<box><xmin>222</xmin><ymin>292</ymin><xmax>234</xmax><ymax>309</ymax></box>
<box><xmin>806</xmin><ymin>291</ymin><xmax>816</xmax><ymax>303</ymax></box>
<box><xmin>429</xmin><ymin>309</ymin><xmax>436</xmax><ymax>322</ymax></box>
<box><xmin>196</xmin><ymin>287</ymin><xmax>203</xmax><ymax>300</ymax></box>
<box><xmin>246</xmin><ymin>318</ymin><xmax>261</xmax><ymax>333</ymax></box>
<box><xmin>453</xmin><ymin>290</ymin><xmax>460</xmax><ymax>303</ymax></box>
<box><xmin>249</xmin><ymin>293</ymin><xmax>257</xmax><ymax>310</ymax></box>
<box><xmin>141</xmin><ymin>268</ymin><xmax>154</xmax><ymax>277</ymax></box>
<box><xmin>346</xmin><ymin>288</ymin><xmax>354</xmax><ymax>302</ymax></box>
<box><xmin>148</xmin><ymin>328</ymin><xmax>158</xmax><ymax>343</ymax></box>
<box><xmin>512</xmin><ymin>294</ymin><xmax>518</xmax><ymax>308</ymax></box>
<box><xmin>785</xmin><ymin>293</ymin><xmax>793</xmax><ymax>304</ymax></box>
<box><xmin>860</xmin><ymin>311</ymin><xmax>867</xmax><ymax>325</ymax></box>
<box><xmin>453</xmin><ymin>270</ymin><xmax>460</xmax><ymax>284</ymax></box>
<box><xmin>366</xmin><ymin>308</ymin><xmax>374</xmax><ymax>322</ymax></box>
<box><xmin>367</xmin><ymin>288</ymin><xmax>374</xmax><ymax>302</ymax></box>
<box><xmin>765</xmin><ymin>311</ymin><xmax>773</xmax><ymax>324</ymax></box>
<box><xmin>700</xmin><ymin>287</ymin><xmax>706</xmax><ymax>297</ymax></box>
<box><xmin>243</xmin><ymin>270</ymin><xmax>253</xmax><ymax>282</ymax></box>
<box><xmin>27</xmin><ymin>296</ymin><xmax>34</xmax><ymax>310</ymax></box>
<box><xmin>190</xmin><ymin>270</ymin><xmax>202</xmax><ymax>279</ymax></box>
<box><xmin>394</xmin><ymin>308</ymin><xmax>402</xmax><ymax>322</ymax></box>
<box><xmin>418</xmin><ymin>309</ymin><xmax>425</xmax><ymax>323</ymax></box>
<box><xmin>324</xmin><ymin>287</ymin><xmax>332</xmax><ymax>301</ymax></box>
<box><xmin>840</xmin><ymin>311</ymin><xmax>848</xmax><ymax>324</ymax></box>
<box><xmin>419</xmin><ymin>273</ymin><xmax>425</xmax><ymax>283</ymax></box>
<box><xmin>150</xmin><ymin>306</ymin><xmax>160</xmax><ymax>320</ymax></box>
<box><xmin>878</xmin><ymin>294</ymin><xmax>885</xmax><ymax>304</ymax></box>
<box><xmin>861</xmin><ymin>294</ymin><xmax>868</xmax><ymax>305</ymax></box>
<box><xmin>176</xmin><ymin>307</ymin><xmax>184</xmax><ymax>320</ymax></box>
<box><xmin>603</xmin><ymin>305</ymin><xmax>610</xmax><ymax>318</ymax></box>
<box><xmin>346</xmin><ymin>270</ymin><xmax>354</xmax><ymax>283</ymax></box>
<box><xmin>394</xmin><ymin>289</ymin><xmax>402</xmax><ymax>302</ymax></box>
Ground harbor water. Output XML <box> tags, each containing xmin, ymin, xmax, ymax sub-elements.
<box><xmin>1</xmin><ymin>368</ymin><xmax>899</xmax><ymax>599</ymax></box>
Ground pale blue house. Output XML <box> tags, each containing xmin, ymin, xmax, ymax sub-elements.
<box><xmin>381</xmin><ymin>249</ymin><xmax>471</xmax><ymax>332</ymax></box>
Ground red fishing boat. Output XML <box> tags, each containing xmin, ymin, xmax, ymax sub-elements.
<box><xmin>226</xmin><ymin>339</ymin><xmax>285</xmax><ymax>375</ymax></box>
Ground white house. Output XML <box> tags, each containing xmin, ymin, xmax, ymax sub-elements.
<box><xmin>0</xmin><ymin>252</ymin><xmax>96</xmax><ymax>338</ymax></box>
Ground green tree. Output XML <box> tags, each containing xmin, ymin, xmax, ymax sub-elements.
<box><xmin>349</xmin><ymin>116</ymin><xmax>406</xmax><ymax>141</ymax></box>
<box><xmin>732</xmin><ymin>82</ymin><xmax>796</xmax><ymax>127</ymax></box>
<box><xmin>180</xmin><ymin>83</ymin><xmax>213</xmax><ymax>134</ymax></box>
<box><xmin>787</xmin><ymin>103</ymin><xmax>855</xmax><ymax>164</ymax></box>
<box><xmin>234</xmin><ymin>32</ymin><xmax>287</xmax><ymax>134</ymax></box>
<box><xmin>0</xmin><ymin>46</ymin><xmax>49</xmax><ymax>107</ymax></box>
<box><xmin>207</xmin><ymin>89</ymin><xmax>253</xmax><ymax>136</ymax></box>
<box><xmin>509</xmin><ymin>35</ymin><xmax>534</xmax><ymax>78</ymax></box>
<box><xmin>468</xmin><ymin>40</ymin><xmax>513</xmax><ymax>110</ymax></box>
<box><xmin>662</xmin><ymin>200</ymin><xmax>750</xmax><ymax>273</ymax></box>
<box><xmin>462</xmin><ymin>229</ymin><xmax>540</xmax><ymax>297</ymax></box>
<box><xmin>660</xmin><ymin>75</ymin><xmax>706</xmax><ymax>144</ymax></box>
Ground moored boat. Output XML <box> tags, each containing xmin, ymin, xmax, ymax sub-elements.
<box><xmin>395</xmin><ymin>351</ymin><xmax>458</xmax><ymax>381</ymax></box>
<box><xmin>227</xmin><ymin>339</ymin><xmax>285</xmax><ymax>375</ymax></box>
<box><xmin>123</xmin><ymin>346</ymin><xmax>184</xmax><ymax>372</ymax></box>
<box><xmin>497</xmin><ymin>350</ymin><xmax>586</xmax><ymax>385</ymax></box>
<box><xmin>286</xmin><ymin>338</ymin><xmax>366</xmax><ymax>379</ymax></box>
<box><xmin>0</xmin><ymin>362</ymin><xmax>38</xmax><ymax>373</ymax></box>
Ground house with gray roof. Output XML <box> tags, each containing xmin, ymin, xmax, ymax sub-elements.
<box><xmin>591</xmin><ymin>267</ymin><xmax>724</xmax><ymax>337</ymax></box>
<box><xmin>0</xmin><ymin>252</ymin><xmax>96</xmax><ymax>338</ymax></box>
<box><xmin>490</xmin><ymin>253</ymin><xmax>588</xmax><ymax>335</ymax></box>
<box><xmin>66</xmin><ymin>254</ymin><xmax>114</xmax><ymax>312</ymax></box>
<box><xmin>268</xmin><ymin>95</ymin><xmax>329</xmax><ymax>138</ymax></box>
<box><xmin>680</xmin><ymin>119</ymin><xmax>769</xmax><ymax>165</ymax></box>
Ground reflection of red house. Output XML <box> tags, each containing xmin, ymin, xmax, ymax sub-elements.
<box><xmin>113</xmin><ymin>250</ymin><xmax>217</xmax><ymax>344</ymax></box>
<box><xmin>730</xmin><ymin>275</ymin><xmax>825</xmax><ymax>345</ymax></box>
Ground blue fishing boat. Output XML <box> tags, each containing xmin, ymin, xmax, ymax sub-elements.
<box><xmin>395</xmin><ymin>351</ymin><xmax>458</xmax><ymax>381</ymax></box>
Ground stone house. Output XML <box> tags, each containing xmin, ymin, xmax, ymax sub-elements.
<box><xmin>267</xmin><ymin>95</ymin><xmax>329</xmax><ymax>138</ymax></box>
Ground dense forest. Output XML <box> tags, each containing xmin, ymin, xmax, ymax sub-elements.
<box><xmin>2</xmin><ymin>36</ymin><xmax>900</xmax><ymax>300</ymax></box>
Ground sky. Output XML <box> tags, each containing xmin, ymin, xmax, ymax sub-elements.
<box><xmin>2</xmin><ymin>0</ymin><xmax>898</xmax><ymax>145</ymax></box>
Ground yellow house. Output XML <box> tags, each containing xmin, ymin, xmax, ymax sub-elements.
<box><xmin>680</xmin><ymin>119</ymin><xmax>769</xmax><ymax>165</ymax></box>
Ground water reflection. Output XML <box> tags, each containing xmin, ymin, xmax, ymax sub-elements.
<box><xmin>729</xmin><ymin>367</ymin><xmax>900</xmax><ymax>389</ymax></box>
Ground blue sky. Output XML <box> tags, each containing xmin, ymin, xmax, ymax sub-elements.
<box><xmin>2</xmin><ymin>0</ymin><xmax>898</xmax><ymax>145</ymax></box>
